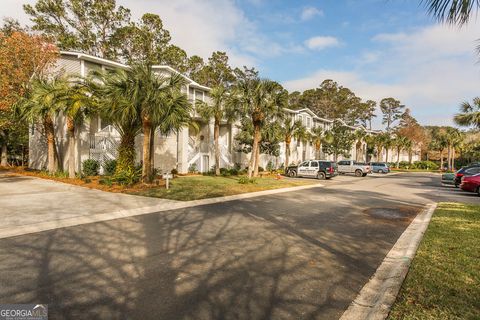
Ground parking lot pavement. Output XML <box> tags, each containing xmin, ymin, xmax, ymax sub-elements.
<box><xmin>0</xmin><ymin>172</ymin><xmax>478</xmax><ymax>320</ymax></box>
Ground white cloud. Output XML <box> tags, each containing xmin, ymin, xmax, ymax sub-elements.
<box><xmin>300</xmin><ymin>7</ymin><xmax>323</xmax><ymax>21</ymax></box>
<box><xmin>285</xmin><ymin>22</ymin><xmax>480</xmax><ymax>127</ymax></box>
<box><xmin>304</xmin><ymin>36</ymin><xmax>341</xmax><ymax>50</ymax></box>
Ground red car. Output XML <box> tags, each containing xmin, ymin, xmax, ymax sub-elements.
<box><xmin>460</xmin><ymin>174</ymin><xmax>480</xmax><ymax>196</ymax></box>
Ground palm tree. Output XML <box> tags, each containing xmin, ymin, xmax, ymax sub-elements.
<box><xmin>393</xmin><ymin>135</ymin><xmax>410</xmax><ymax>168</ymax></box>
<box><xmin>383</xmin><ymin>134</ymin><xmax>393</xmax><ymax>163</ymax></box>
<box><xmin>57</xmin><ymin>77</ymin><xmax>94</xmax><ymax>178</ymax></box>
<box><xmin>422</xmin><ymin>0</ymin><xmax>480</xmax><ymax>26</ymax></box>
<box><xmin>197</xmin><ymin>85</ymin><xmax>236</xmax><ymax>176</ymax></box>
<box><xmin>90</xmin><ymin>65</ymin><xmax>192</xmax><ymax>182</ymax></box>
<box><xmin>310</xmin><ymin>125</ymin><xmax>333</xmax><ymax>160</ymax></box>
<box><xmin>279</xmin><ymin>117</ymin><xmax>304</xmax><ymax>167</ymax></box>
<box><xmin>454</xmin><ymin>97</ymin><xmax>480</xmax><ymax>129</ymax></box>
<box><xmin>14</xmin><ymin>77</ymin><xmax>64</xmax><ymax>173</ymax></box>
<box><xmin>88</xmin><ymin>69</ymin><xmax>142</xmax><ymax>175</ymax></box>
<box><xmin>230</xmin><ymin>78</ymin><xmax>288</xmax><ymax>177</ymax></box>
<box><xmin>130</xmin><ymin>64</ymin><xmax>191</xmax><ymax>183</ymax></box>
<box><xmin>430</xmin><ymin>128</ymin><xmax>448</xmax><ymax>170</ymax></box>
<box><xmin>373</xmin><ymin>133</ymin><xmax>387</xmax><ymax>162</ymax></box>
<box><xmin>353</xmin><ymin>129</ymin><xmax>367</xmax><ymax>162</ymax></box>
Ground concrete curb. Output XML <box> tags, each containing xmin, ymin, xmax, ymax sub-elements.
<box><xmin>0</xmin><ymin>182</ymin><xmax>323</xmax><ymax>239</ymax></box>
<box><xmin>340</xmin><ymin>202</ymin><xmax>437</xmax><ymax>320</ymax></box>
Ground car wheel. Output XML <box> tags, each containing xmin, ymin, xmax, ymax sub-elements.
<box><xmin>362</xmin><ymin>173</ymin><xmax>367</xmax><ymax>177</ymax></box>
<box><xmin>317</xmin><ymin>172</ymin><xmax>326</xmax><ymax>180</ymax></box>
<box><xmin>454</xmin><ymin>182</ymin><xmax>459</xmax><ymax>188</ymax></box>
<box><xmin>378</xmin><ymin>169</ymin><xmax>384</xmax><ymax>174</ymax></box>
<box><xmin>477</xmin><ymin>187</ymin><xmax>480</xmax><ymax>197</ymax></box>
<box><xmin>355</xmin><ymin>169</ymin><xmax>362</xmax><ymax>177</ymax></box>
<box><xmin>288</xmin><ymin>170</ymin><xmax>296</xmax><ymax>178</ymax></box>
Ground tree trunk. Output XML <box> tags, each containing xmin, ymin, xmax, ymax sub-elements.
<box><xmin>248</xmin><ymin>124</ymin><xmax>261</xmax><ymax>178</ymax></box>
<box><xmin>67</xmin><ymin>117</ymin><xmax>76</xmax><ymax>178</ymax></box>
<box><xmin>0</xmin><ymin>129</ymin><xmax>7</xmax><ymax>166</ymax></box>
<box><xmin>142</xmin><ymin>119</ymin><xmax>153</xmax><ymax>183</ymax></box>
<box><xmin>408</xmin><ymin>149</ymin><xmax>413</xmax><ymax>164</ymax></box>
<box><xmin>149</xmin><ymin>128</ymin><xmax>155</xmax><ymax>173</ymax></box>
<box><xmin>385</xmin><ymin>148</ymin><xmax>389</xmax><ymax>163</ymax></box>
<box><xmin>440</xmin><ymin>149</ymin><xmax>444</xmax><ymax>171</ymax></box>
<box><xmin>117</xmin><ymin>131</ymin><xmax>136</xmax><ymax>174</ymax></box>
<box><xmin>214</xmin><ymin>120</ymin><xmax>220</xmax><ymax>176</ymax></box>
<box><xmin>447</xmin><ymin>145</ymin><xmax>451</xmax><ymax>171</ymax></box>
<box><xmin>43</xmin><ymin>116</ymin><xmax>57</xmax><ymax>173</ymax></box>
<box><xmin>396</xmin><ymin>147</ymin><xmax>401</xmax><ymax>168</ymax></box>
<box><xmin>452</xmin><ymin>148</ymin><xmax>455</xmax><ymax>171</ymax></box>
<box><xmin>254</xmin><ymin>144</ymin><xmax>260</xmax><ymax>177</ymax></box>
<box><xmin>285</xmin><ymin>141</ymin><xmax>290</xmax><ymax>168</ymax></box>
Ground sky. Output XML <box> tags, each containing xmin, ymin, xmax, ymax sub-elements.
<box><xmin>2</xmin><ymin>0</ymin><xmax>480</xmax><ymax>129</ymax></box>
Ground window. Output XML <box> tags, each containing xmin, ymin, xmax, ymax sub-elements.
<box><xmin>306</xmin><ymin>117</ymin><xmax>311</xmax><ymax>128</ymax></box>
<box><xmin>338</xmin><ymin>161</ymin><xmax>349</xmax><ymax>166</ymax></box>
<box><xmin>299</xmin><ymin>161</ymin><xmax>309</xmax><ymax>167</ymax></box>
<box><xmin>466</xmin><ymin>167</ymin><xmax>480</xmax><ymax>175</ymax></box>
<box><xmin>310</xmin><ymin>161</ymin><xmax>319</xmax><ymax>167</ymax></box>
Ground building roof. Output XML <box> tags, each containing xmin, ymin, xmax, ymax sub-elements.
<box><xmin>60</xmin><ymin>51</ymin><xmax>210</xmax><ymax>92</ymax></box>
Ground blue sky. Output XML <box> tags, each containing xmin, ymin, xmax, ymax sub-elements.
<box><xmin>3</xmin><ymin>0</ymin><xmax>480</xmax><ymax>128</ymax></box>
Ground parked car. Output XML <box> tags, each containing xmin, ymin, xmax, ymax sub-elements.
<box><xmin>454</xmin><ymin>164</ymin><xmax>480</xmax><ymax>187</ymax></box>
<box><xmin>370</xmin><ymin>162</ymin><xmax>390</xmax><ymax>173</ymax></box>
<box><xmin>460</xmin><ymin>174</ymin><xmax>480</xmax><ymax>196</ymax></box>
<box><xmin>337</xmin><ymin>160</ymin><xmax>370</xmax><ymax>177</ymax></box>
<box><xmin>441</xmin><ymin>172</ymin><xmax>455</xmax><ymax>185</ymax></box>
<box><xmin>286</xmin><ymin>160</ymin><xmax>338</xmax><ymax>180</ymax></box>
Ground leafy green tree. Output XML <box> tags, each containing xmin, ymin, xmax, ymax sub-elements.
<box><xmin>196</xmin><ymin>86</ymin><xmax>236</xmax><ymax>175</ymax></box>
<box><xmin>372</xmin><ymin>132</ymin><xmax>390</xmax><ymax>162</ymax></box>
<box><xmin>24</xmin><ymin>0</ymin><xmax>131</xmax><ymax>59</ymax></box>
<box><xmin>454</xmin><ymin>97</ymin><xmax>480</xmax><ymax>129</ymax></box>
<box><xmin>234</xmin><ymin>118</ymin><xmax>282</xmax><ymax>160</ymax></box>
<box><xmin>118</xmin><ymin>13</ymin><xmax>172</xmax><ymax>65</ymax></box>
<box><xmin>192</xmin><ymin>51</ymin><xmax>236</xmax><ymax>88</ymax></box>
<box><xmin>380</xmin><ymin>97</ymin><xmax>405</xmax><ymax>130</ymax></box>
<box><xmin>323</xmin><ymin>120</ymin><xmax>355</xmax><ymax>161</ymax></box>
<box><xmin>230</xmin><ymin>78</ymin><xmax>288</xmax><ymax>177</ymax></box>
<box><xmin>428</xmin><ymin>127</ymin><xmax>448</xmax><ymax>169</ymax></box>
<box><xmin>14</xmin><ymin>77</ymin><xmax>65</xmax><ymax>172</ymax></box>
<box><xmin>359</xmin><ymin>100</ymin><xmax>377</xmax><ymax>129</ymax></box>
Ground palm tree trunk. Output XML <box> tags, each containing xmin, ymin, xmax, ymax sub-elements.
<box><xmin>385</xmin><ymin>148</ymin><xmax>389</xmax><ymax>163</ymax></box>
<box><xmin>396</xmin><ymin>147</ymin><xmax>401</xmax><ymax>168</ymax></box>
<box><xmin>43</xmin><ymin>116</ymin><xmax>57</xmax><ymax>173</ymax></box>
<box><xmin>67</xmin><ymin>117</ymin><xmax>76</xmax><ymax>178</ymax></box>
<box><xmin>447</xmin><ymin>145</ymin><xmax>451</xmax><ymax>171</ymax></box>
<box><xmin>0</xmin><ymin>129</ymin><xmax>7</xmax><ymax>166</ymax></box>
<box><xmin>452</xmin><ymin>148</ymin><xmax>456</xmax><ymax>170</ymax></box>
<box><xmin>408</xmin><ymin>149</ymin><xmax>413</xmax><ymax>164</ymax></box>
<box><xmin>285</xmin><ymin>141</ymin><xmax>290</xmax><ymax>168</ymax></box>
<box><xmin>254</xmin><ymin>144</ymin><xmax>260</xmax><ymax>177</ymax></box>
<box><xmin>117</xmin><ymin>131</ymin><xmax>136</xmax><ymax>174</ymax></box>
<box><xmin>248</xmin><ymin>124</ymin><xmax>261</xmax><ymax>178</ymax></box>
<box><xmin>214</xmin><ymin>120</ymin><xmax>220</xmax><ymax>176</ymax></box>
<box><xmin>142</xmin><ymin>119</ymin><xmax>153</xmax><ymax>183</ymax></box>
<box><xmin>149</xmin><ymin>128</ymin><xmax>155</xmax><ymax>173</ymax></box>
<box><xmin>440</xmin><ymin>149</ymin><xmax>444</xmax><ymax>170</ymax></box>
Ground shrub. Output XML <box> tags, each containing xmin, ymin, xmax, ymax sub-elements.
<box><xmin>258</xmin><ymin>166</ymin><xmax>264</xmax><ymax>172</ymax></box>
<box><xmin>188</xmin><ymin>163</ymin><xmax>197</xmax><ymax>173</ymax></box>
<box><xmin>234</xmin><ymin>163</ymin><xmax>242</xmax><ymax>171</ymax></box>
<box><xmin>99</xmin><ymin>178</ymin><xmax>113</xmax><ymax>186</ymax></box>
<box><xmin>52</xmin><ymin>170</ymin><xmax>68</xmax><ymax>178</ymax></box>
<box><xmin>413</xmin><ymin>160</ymin><xmax>439</xmax><ymax>170</ymax></box>
<box><xmin>220</xmin><ymin>168</ymin><xmax>230</xmax><ymax>177</ymax></box>
<box><xmin>398</xmin><ymin>161</ymin><xmax>411</xmax><ymax>169</ymax></box>
<box><xmin>266</xmin><ymin>161</ymin><xmax>274</xmax><ymax>172</ymax></box>
<box><xmin>102</xmin><ymin>159</ymin><xmax>117</xmax><ymax>176</ymax></box>
<box><xmin>171</xmin><ymin>168</ymin><xmax>178</xmax><ymax>176</ymax></box>
<box><xmin>229</xmin><ymin>168</ymin><xmax>239</xmax><ymax>176</ymax></box>
<box><xmin>238</xmin><ymin>176</ymin><xmax>256</xmax><ymax>184</ymax></box>
<box><xmin>113</xmin><ymin>167</ymin><xmax>141</xmax><ymax>186</ymax></box>
<box><xmin>82</xmin><ymin>159</ymin><xmax>99</xmax><ymax>176</ymax></box>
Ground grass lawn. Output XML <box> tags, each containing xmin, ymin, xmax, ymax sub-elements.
<box><xmin>388</xmin><ymin>202</ymin><xmax>480</xmax><ymax>320</ymax></box>
<box><xmin>127</xmin><ymin>175</ymin><xmax>317</xmax><ymax>201</ymax></box>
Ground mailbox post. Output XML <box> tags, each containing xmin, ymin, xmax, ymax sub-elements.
<box><xmin>163</xmin><ymin>173</ymin><xmax>173</xmax><ymax>189</ymax></box>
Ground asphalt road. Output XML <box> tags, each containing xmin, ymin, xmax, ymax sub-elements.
<box><xmin>0</xmin><ymin>173</ymin><xmax>478</xmax><ymax>320</ymax></box>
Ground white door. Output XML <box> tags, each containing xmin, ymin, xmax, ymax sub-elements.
<box><xmin>297</xmin><ymin>161</ymin><xmax>310</xmax><ymax>176</ymax></box>
<box><xmin>308</xmin><ymin>161</ymin><xmax>319</xmax><ymax>177</ymax></box>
